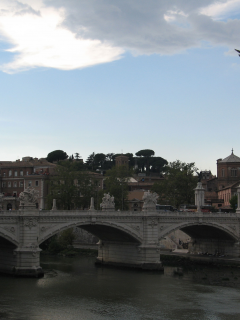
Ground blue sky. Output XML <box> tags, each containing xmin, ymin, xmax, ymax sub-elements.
<box><xmin>1</xmin><ymin>0</ymin><xmax>240</xmax><ymax>174</ymax></box>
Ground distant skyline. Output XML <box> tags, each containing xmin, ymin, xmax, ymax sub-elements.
<box><xmin>1</xmin><ymin>0</ymin><xmax>240</xmax><ymax>175</ymax></box>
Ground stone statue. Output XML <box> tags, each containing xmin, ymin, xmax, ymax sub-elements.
<box><xmin>142</xmin><ymin>191</ymin><xmax>159</xmax><ymax>211</ymax></box>
<box><xmin>19</xmin><ymin>187</ymin><xmax>39</xmax><ymax>209</ymax></box>
<box><xmin>196</xmin><ymin>172</ymin><xmax>202</xmax><ymax>182</ymax></box>
<box><xmin>100</xmin><ymin>193</ymin><xmax>115</xmax><ymax>211</ymax></box>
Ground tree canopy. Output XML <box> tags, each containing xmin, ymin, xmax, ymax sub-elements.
<box><xmin>152</xmin><ymin>160</ymin><xmax>198</xmax><ymax>208</ymax></box>
<box><xmin>230</xmin><ymin>195</ymin><xmax>237</xmax><ymax>212</ymax></box>
<box><xmin>46</xmin><ymin>150</ymin><xmax>68</xmax><ymax>163</ymax></box>
<box><xmin>47</xmin><ymin>162</ymin><xmax>96</xmax><ymax>210</ymax></box>
<box><xmin>135</xmin><ymin>149</ymin><xmax>155</xmax><ymax>157</ymax></box>
<box><xmin>100</xmin><ymin>165</ymin><xmax>133</xmax><ymax>210</ymax></box>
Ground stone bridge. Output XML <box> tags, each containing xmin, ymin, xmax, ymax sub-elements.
<box><xmin>0</xmin><ymin>209</ymin><xmax>239</xmax><ymax>277</ymax></box>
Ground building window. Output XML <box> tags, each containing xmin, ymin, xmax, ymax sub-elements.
<box><xmin>35</xmin><ymin>181</ymin><xmax>39</xmax><ymax>186</ymax></box>
<box><xmin>20</xmin><ymin>170</ymin><xmax>23</xmax><ymax>176</ymax></box>
<box><xmin>2</xmin><ymin>182</ymin><xmax>6</xmax><ymax>187</ymax></box>
<box><xmin>19</xmin><ymin>182</ymin><xmax>23</xmax><ymax>187</ymax></box>
<box><xmin>14</xmin><ymin>171</ymin><xmax>17</xmax><ymax>177</ymax></box>
<box><xmin>231</xmin><ymin>168</ymin><xmax>237</xmax><ymax>177</ymax></box>
<box><xmin>13</xmin><ymin>182</ymin><xmax>17</xmax><ymax>188</ymax></box>
<box><xmin>28</xmin><ymin>181</ymin><xmax>32</xmax><ymax>187</ymax></box>
<box><xmin>26</xmin><ymin>171</ymin><xmax>29</xmax><ymax>175</ymax></box>
<box><xmin>222</xmin><ymin>169</ymin><xmax>225</xmax><ymax>177</ymax></box>
<box><xmin>3</xmin><ymin>172</ymin><xmax>6</xmax><ymax>177</ymax></box>
<box><xmin>8</xmin><ymin>182</ymin><xmax>11</xmax><ymax>187</ymax></box>
<box><xmin>9</xmin><ymin>170</ymin><xmax>12</xmax><ymax>177</ymax></box>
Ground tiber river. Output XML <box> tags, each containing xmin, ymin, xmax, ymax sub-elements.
<box><xmin>0</xmin><ymin>255</ymin><xmax>240</xmax><ymax>320</ymax></box>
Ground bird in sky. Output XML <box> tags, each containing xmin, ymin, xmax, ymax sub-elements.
<box><xmin>235</xmin><ymin>49</ymin><xmax>240</xmax><ymax>56</ymax></box>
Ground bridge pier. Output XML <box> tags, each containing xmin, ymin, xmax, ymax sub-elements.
<box><xmin>96</xmin><ymin>241</ymin><xmax>163</xmax><ymax>271</ymax></box>
<box><xmin>0</xmin><ymin>237</ymin><xmax>43</xmax><ymax>277</ymax></box>
<box><xmin>13</xmin><ymin>247</ymin><xmax>43</xmax><ymax>277</ymax></box>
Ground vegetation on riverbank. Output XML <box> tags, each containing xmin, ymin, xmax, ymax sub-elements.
<box><xmin>40</xmin><ymin>228</ymin><xmax>98</xmax><ymax>257</ymax></box>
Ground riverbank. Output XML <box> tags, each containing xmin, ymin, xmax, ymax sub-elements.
<box><xmin>161</xmin><ymin>251</ymin><xmax>240</xmax><ymax>268</ymax></box>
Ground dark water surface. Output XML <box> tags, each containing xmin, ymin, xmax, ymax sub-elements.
<box><xmin>0</xmin><ymin>255</ymin><xmax>240</xmax><ymax>320</ymax></box>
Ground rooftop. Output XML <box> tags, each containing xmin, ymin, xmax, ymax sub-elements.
<box><xmin>220</xmin><ymin>149</ymin><xmax>240</xmax><ymax>163</ymax></box>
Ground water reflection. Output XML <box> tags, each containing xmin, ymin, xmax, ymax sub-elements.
<box><xmin>0</xmin><ymin>255</ymin><xmax>240</xmax><ymax>320</ymax></box>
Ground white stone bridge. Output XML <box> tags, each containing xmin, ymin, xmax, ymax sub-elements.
<box><xmin>0</xmin><ymin>209</ymin><xmax>240</xmax><ymax>277</ymax></box>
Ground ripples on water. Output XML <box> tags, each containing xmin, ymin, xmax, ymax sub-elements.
<box><xmin>0</xmin><ymin>255</ymin><xmax>240</xmax><ymax>320</ymax></box>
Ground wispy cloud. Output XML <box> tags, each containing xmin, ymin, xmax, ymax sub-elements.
<box><xmin>0</xmin><ymin>0</ymin><xmax>123</xmax><ymax>73</ymax></box>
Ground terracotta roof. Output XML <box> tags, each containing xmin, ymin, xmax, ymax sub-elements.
<box><xmin>218</xmin><ymin>180</ymin><xmax>240</xmax><ymax>191</ymax></box>
<box><xmin>0</xmin><ymin>159</ymin><xmax>56</xmax><ymax>168</ymax></box>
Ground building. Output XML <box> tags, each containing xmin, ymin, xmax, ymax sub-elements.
<box><xmin>204</xmin><ymin>150</ymin><xmax>240</xmax><ymax>210</ymax></box>
<box><xmin>115</xmin><ymin>155</ymin><xmax>129</xmax><ymax>167</ymax></box>
<box><xmin>0</xmin><ymin>157</ymin><xmax>56</xmax><ymax>210</ymax></box>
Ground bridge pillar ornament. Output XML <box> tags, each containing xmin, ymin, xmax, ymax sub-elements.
<box><xmin>89</xmin><ymin>197</ymin><xmax>95</xmax><ymax>211</ymax></box>
<box><xmin>52</xmin><ymin>199</ymin><xmax>57</xmax><ymax>211</ymax></box>
<box><xmin>194</xmin><ymin>182</ymin><xmax>205</xmax><ymax>212</ymax></box>
<box><xmin>100</xmin><ymin>193</ymin><xmax>115</xmax><ymax>211</ymax></box>
<box><xmin>142</xmin><ymin>191</ymin><xmax>158</xmax><ymax>211</ymax></box>
<box><xmin>19</xmin><ymin>187</ymin><xmax>39</xmax><ymax>211</ymax></box>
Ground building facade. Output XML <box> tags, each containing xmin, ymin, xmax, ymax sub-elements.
<box><xmin>203</xmin><ymin>150</ymin><xmax>240</xmax><ymax>210</ymax></box>
<box><xmin>0</xmin><ymin>157</ymin><xmax>56</xmax><ymax>210</ymax></box>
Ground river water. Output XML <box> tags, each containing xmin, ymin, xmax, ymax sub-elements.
<box><xmin>0</xmin><ymin>255</ymin><xmax>240</xmax><ymax>320</ymax></box>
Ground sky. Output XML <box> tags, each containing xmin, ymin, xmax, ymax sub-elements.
<box><xmin>1</xmin><ymin>0</ymin><xmax>240</xmax><ymax>174</ymax></box>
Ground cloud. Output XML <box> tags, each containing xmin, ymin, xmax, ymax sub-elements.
<box><xmin>0</xmin><ymin>0</ymin><xmax>240</xmax><ymax>73</ymax></box>
<box><xmin>0</xmin><ymin>0</ymin><xmax>123</xmax><ymax>73</ymax></box>
<box><xmin>200</xmin><ymin>0</ymin><xmax>240</xmax><ymax>20</ymax></box>
<box><xmin>45</xmin><ymin>0</ymin><xmax>240</xmax><ymax>55</ymax></box>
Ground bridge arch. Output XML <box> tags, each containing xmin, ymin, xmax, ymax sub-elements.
<box><xmin>0</xmin><ymin>228</ymin><xmax>18</xmax><ymax>246</ymax></box>
<box><xmin>160</xmin><ymin>221</ymin><xmax>238</xmax><ymax>242</ymax></box>
<box><xmin>38</xmin><ymin>221</ymin><xmax>143</xmax><ymax>245</ymax></box>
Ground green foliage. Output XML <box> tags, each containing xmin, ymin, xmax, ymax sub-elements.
<box><xmin>40</xmin><ymin>228</ymin><xmax>75</xmax><ymax>254</ymax></box>
<box><xmin>94</xmin><ymin>153</ymin><xmax>106</xmax><ymax>168</ymax></box>
<box><xmin>149</xmin><ymin>157</ymin><xmax>168</xmax><ymax>173</ymax></box>
<box><xmin>75</xmin><ymin>153</ymin><xmax>81</xmax><ymax>160</ymax></box>
<box><xmin>135</xmin><ymin>149</ymin><xmax>155</xmax><ymax>172</ymax></box>
<box><xmin>230</xmin><ymin>195</ymin><xmax>238</xmax><ymax>212</ymax></box>
<box><xmin>47</xmin><ymin>162</ymin><xmax>95</xmax><ymax>210</ymax></box>
<box><xmin>46</xmin><ymin>150</ymin><xmax>68</xmax><ymax>163</ymax></box>
<box><xmin>58</xmin><ymin>228</ymin><xmax>75</xmax><ymax>247</ymax></box>
<box><xmin>135</xmin><ymin>149</ymin><xmax>155</xmax><ymax>157</ymax></box>
<box><xmin>152</xmin><ymin>160</ymin><xmax>198</xmax><ymax>208</ymax></box>
<box><xmin>102</xmin><ymin>165</ymin><xmax>132</xmax><ymax>210</ymax></box>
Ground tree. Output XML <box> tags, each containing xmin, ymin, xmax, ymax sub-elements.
<box><xmin>85</xmin><ymin>152</ymin><xmax>95</xmax><ymax>171</ymax></box>
<box><xmin>152</xmin><ymin>160</ymin><xmax>198</xmax><ymax>208</ymax></box>
<box><xmin>135</xmin><ymin>149</ymin><xmax>155</xmax><ymax>158</ymax></box>
<box><xmin>101</xmin><ymin>165</ymin><xmax>132</xmax><ymax>210</ymax></box>
<box><xmin>47</xmin><ymin>162</ymin><xmax>95</xmax><ymax>210</ymax></box>
<box><xmin>46</xmin><ymin>150</ymin><xmax>68</xmax><ymax>163</ymax></box>
<box><xmin>149</xmin><ymin>157</ymin><xmax>168</xmax><ymax>174</ymax></box>
<box><xmin>94</xmin><ymin>153</ymin><xmax>106</xmax><ymax>169</ymax></box>
<box><xmin>75</xmin><ymin>153</ymin><xmax>81</xmax><ymax>160</ymax></box>
<box><xmin>135</xmin><ymin>149</ymin><xmax>155</xmax><ymax>172</ymax></box>
<box><xmin>230</xmin><ymin>195</ymin><xmax>238</xmax><ymax>212</ymax></box>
